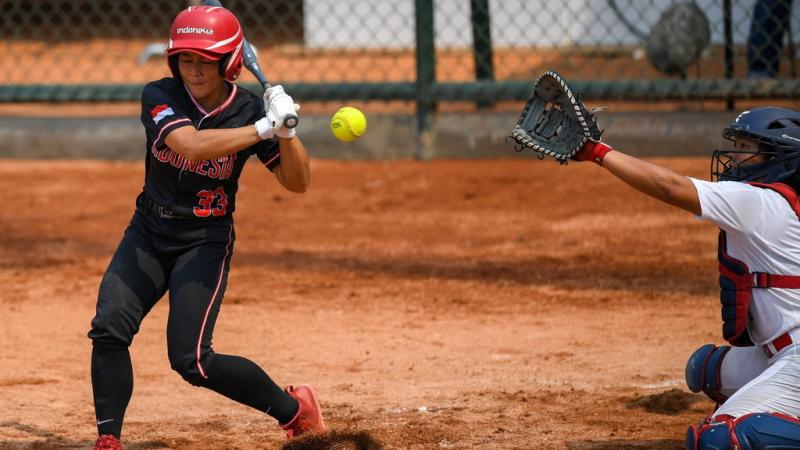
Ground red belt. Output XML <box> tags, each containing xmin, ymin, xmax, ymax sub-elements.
<box><xmin>763</xmin><ymin>332</ymin><xmax>794</xmax><ymax>358</ymax></box>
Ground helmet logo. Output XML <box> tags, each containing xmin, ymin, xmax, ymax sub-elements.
<box><xmin>735</xmin><ymin>110</ymin><xmax>750</xmax><ymax>123</ymax></box>
<box><xmin>783</xmin><ymin>134</ymin><xmax>800</xmax><ymax>143</ymax></box>
<box><xmin>176</xmin><ymin>27</ymin><xmax>214</xmax><ymax>35</ymax></box>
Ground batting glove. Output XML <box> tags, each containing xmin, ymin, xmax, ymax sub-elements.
<box><xmin>266</xmin><ymin>85</ymin><xmax>300</xmax><ymax>139</ymax></box>
<box><xmin>254</xmin><ymin>109</ymin><xmax>281</xmax><ymax>140</ymax></box>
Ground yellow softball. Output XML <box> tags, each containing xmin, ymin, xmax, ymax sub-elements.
<box><xmin>330</xmin><ymin>106</ymin><xmax>367</xmax><ymax>142</ymax></box>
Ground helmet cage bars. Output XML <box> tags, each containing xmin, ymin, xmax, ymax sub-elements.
<box><xmin>166</xmin><ymin>6</ymin><xmax>244</xmax><ymax>82</ymax></box>
<box><xmin>711</xmin><ymin>110</ymin><xmax>800</xmax><ymax>183</ymax></box>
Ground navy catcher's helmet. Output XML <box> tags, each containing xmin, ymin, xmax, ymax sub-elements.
<box><xmin>712</xmin><ymin>107</ymin><xmax>800</xmax><ymax>183</ymax></box>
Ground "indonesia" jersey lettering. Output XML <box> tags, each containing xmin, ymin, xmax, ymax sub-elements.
<box><xmin>140</xmin><ymin>78</ymin><xmax>280</xmax><ymax>218</ymax></box>
<box><xmin>151</xmin><ymin>146</ymin><xmax>236</xmax><ymax>180</ymax></box>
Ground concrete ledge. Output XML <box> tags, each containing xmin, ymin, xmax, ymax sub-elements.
<box><xmin>0</xmin><ymin>111</ymin><xmax>738</xmax><ymax>160</ymax></box>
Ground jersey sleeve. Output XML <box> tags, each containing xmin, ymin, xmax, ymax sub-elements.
<box><xmin>140</xmin><ymin>81</ymin><xmax>194</xmax><ymax>150</ymax></box>
<box><xmin>251</xmin><ymin>139</ymin><xmax>281</xmax><ymax>171</ymax></box>
<box><xmin>690</xmin><ymin>178</ymin><xmax>769</xmax><ymax>234</ymax></box>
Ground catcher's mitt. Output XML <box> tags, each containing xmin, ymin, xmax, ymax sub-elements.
<box><xmin>510</xmin><ymin>71</ymin><xmax>604</xmax><ymax>163</ymax></box>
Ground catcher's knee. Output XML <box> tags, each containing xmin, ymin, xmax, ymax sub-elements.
<box><xmin>685</xmin><ymin>420</ymin><xmax>732</xmax><ymax>450</ymax></box>
<box><xmin>733</xmin><ymin>413</ymin><xmax>800</xmax><ymax>449</ymax></box>
<box><xmin>686</xmin><ymin>413</ymin><xmax>800</xmax><ymax>450</ymax></box>
<box><xmin>686</xmin><ymin>344</ymin><xmax>730</xmax><ymax>404</ymax></box>
<box><xmin>686</xmin><ymin>421</ymin><xmax>734</xmax><ymax>450</ymax></box>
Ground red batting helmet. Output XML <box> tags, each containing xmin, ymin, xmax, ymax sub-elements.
<box><xmin>166</xmin><ymin>5</ymin><xmax>244</xmax><ymax>81</ymax></box>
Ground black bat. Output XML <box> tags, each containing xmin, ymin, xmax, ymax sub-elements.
<box><xmin>202</xmin><ymin>0</ymin><xmax>298</xmax><ymax>129</ymax></box>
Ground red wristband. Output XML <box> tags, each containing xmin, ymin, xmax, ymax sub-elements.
<box><xmin>576</xmin><ymin>141</ymin><xmax>613</xmax><ymax>165</ymax></box>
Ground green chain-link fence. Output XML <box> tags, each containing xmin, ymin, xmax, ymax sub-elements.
<box><xmin>0</xmin><ymin>0</ymin><xmax>798</xmax><ymax>103</ymax></box>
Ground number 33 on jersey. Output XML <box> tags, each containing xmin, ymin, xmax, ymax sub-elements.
<box><xmin>140</xmin><ymin>78</ymin><xmax>281</xmax><ymax>219</ymax></box>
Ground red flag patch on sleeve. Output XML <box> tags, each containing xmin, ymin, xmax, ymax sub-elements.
<box><xmin>150</xmin><ymin>104</ymin><xmax>175</xmax><ymax>124</ymax></box>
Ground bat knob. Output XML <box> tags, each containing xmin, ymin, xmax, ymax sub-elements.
<box><xmin>284</xmin><ymin>114</ymin><xmax>299</xmax><ymax>129</ymax></box>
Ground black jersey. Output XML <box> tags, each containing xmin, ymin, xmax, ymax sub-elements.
<box><xmin>139</xmin><ymin>77</ymin><xmax>280</xmax><ymax>220</ymax></box>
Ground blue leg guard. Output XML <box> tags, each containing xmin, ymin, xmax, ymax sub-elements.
<box><xmin>734</xmin><ymin>413</ymin><xmax>800</xmax><ymax>449</ymax></box>
<box><xmin>686</xmin><ymin>344</ymin><xmax>731</xmax><ymax>404</ymax></box>
<box><xmin>686</xmin><ymin>420</ymin><xmax>733</xmax><ymax>450</ymax></box>
<box><xmin>686</xmin><ymin>413</ymin><xmax>800</xmax><ymax>450</ymax></box>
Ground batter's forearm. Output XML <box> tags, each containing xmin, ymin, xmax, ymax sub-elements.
<box><xmin>166</xmin><ymin>126</ymin><xmax>262</xmax><ymax>162</ymax></box>
<box><xmin>275</xmin><ymin>137</ymin><xmax>310</xmax><ymax>193</ymax></box>
<box><xmin>602</xmin><ymin>150</ymin><xmax>701</xmax><ymax>215</ymax></box>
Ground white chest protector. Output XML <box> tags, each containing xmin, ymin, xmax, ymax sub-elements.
<box><xmin>717</xmin><ymin>182</ymin><xmax>800</xmax><ymax>346</ymax></box>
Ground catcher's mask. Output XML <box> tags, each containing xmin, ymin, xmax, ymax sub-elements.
<box><xmin>166</xmin><ymin>5</ymin><xmax>244</xmax><ymax>82</ymax></box>
<box><xmin>711</xmin><ymin>107</ymin><xmax>800</xmax><ymax>183</ymax></box>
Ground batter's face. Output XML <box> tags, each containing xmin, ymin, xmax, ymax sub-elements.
<box><xmin>177</xmin><ymin>52</ymin><xmax>226</xmax><ymax>104</ymax></box>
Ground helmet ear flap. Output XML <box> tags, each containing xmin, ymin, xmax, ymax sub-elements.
<box><xmin>218</xmin><ymin>51</ymin><xmax>243</xmax><ymax>81</ymax></box>
<box><xmin>219</xmin><ymin>53</ymin><xmax>231</xmax><ymax>78</ymax></box>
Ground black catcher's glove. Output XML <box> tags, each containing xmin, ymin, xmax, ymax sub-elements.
<box><xmin>510</xmin><ymin>71</ymin><xmax>604</xmax><ymax>163</ymax></box>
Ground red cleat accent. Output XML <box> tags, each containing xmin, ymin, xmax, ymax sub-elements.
<box><xmin>281</xmin><ymin>384</ymin><xmax>327</xmax><ymax>438</ymax></box>
<box><xmin>93</xmin><ymin>434</ymin><xmax>123</xmax><ymax>450</ymax></box>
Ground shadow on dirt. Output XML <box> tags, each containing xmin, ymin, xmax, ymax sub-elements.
<box><xmin>0</xmin><ymin>421</ymin><xmax>167</xmax><ymax>449</ymax></box>
<box><xmin>0</xmin><ymin>422</ymin><xmax>168</xmax><ymax>449</ymax></box>
<box><xmin>0</xmin><ymin>420</ymin><xmax>385</xmax><ymax>449</ymax></box>
<box><xmin>236</xmin><ymin>248</ymin><xmax>714</xmax><ymax>295</ymax></box>
<box><xmin>566</xmin><ymin>440</ymin><xmax>683</xmax><ymax>450</ymax></box>
<box><xmin>0</xmin><ymin>439</ymin><xmax>169</xmax><ymax>450</ymax></box>
<box><xmin>625</xmin><ymin>389</ymin><xmax>707</xmax><ymax>415</ymax></box>
<box><xmin>282</xmin><ymin>429</ymin><xmax>383</xmax><ymax>450</ymax></box>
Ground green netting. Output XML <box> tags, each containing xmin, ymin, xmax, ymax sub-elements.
<box><xmin>0</xmin><ymin>0</ymin><xmax>797</xmax><ymax>101</ymax></box>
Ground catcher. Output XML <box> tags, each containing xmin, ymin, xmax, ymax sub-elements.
<box><xmin>88</xmin><ymin>6</ymin><xmax>324</xmax><ymax>449</ymax></box>
<box><xmin>511</xmin><ymin>72</ymin><xmax>800</xmax><ymax>449</ymax></box>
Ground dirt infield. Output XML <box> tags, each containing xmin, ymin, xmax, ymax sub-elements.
<box><xmin>0</xmin><ymin>157</ymin><xmax>723</xmax><ymax>449</ymax></box>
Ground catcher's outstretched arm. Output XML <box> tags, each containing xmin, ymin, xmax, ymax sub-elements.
<box><xmin>600</xmin><ymin>149</ymin><xmax>701</xmax><ymax>215</ymax></box>
<box><xmin>510</xmin><ymin>70</ymin><xmax>698</xmax><ymax>215</ymax></box>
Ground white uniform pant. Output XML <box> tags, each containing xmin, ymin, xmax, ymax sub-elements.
<box><xmin>713</xmin><ymin>343</ymin><xmax>800</xmax><ymax>418</ymax></box>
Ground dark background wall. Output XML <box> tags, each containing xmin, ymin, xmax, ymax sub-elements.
<box><xmin>0</xmin><ymin>0</ymin><xmax>304</xmax><ymax>43</ymax></box>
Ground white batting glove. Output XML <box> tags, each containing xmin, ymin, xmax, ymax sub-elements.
<box><xmin>276</xmin><ymin>104</ymin><xmax>299</xmax><ymax>139</ymax></box>
<box><xmin>266</xmin><ymin>85</ymin><xmax>300</xmax><ymax>139</ymax></box>
<box><xmin>276</xmin><ymin>123</ymin><xmax>297</xmax><ymax>139</ymax></box>
<box><xmin>261</xmin><ymin>85</ymin><xmax>276</xmax><ymax>111</ymax></box>
<box><xmin>254</xmin><ymin>108</ymin><xmax>282</xmax><ymax>140</ymax></box>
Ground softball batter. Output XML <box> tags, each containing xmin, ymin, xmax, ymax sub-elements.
<box><xmin>576</xmin><ymin>107</ymin><xmax>800</xmax><ymax>449</ymax></box>
<box><xmin>88</xmin><ymin>6</ymin><xmax>325</xmax><ymax>449</ymax></box>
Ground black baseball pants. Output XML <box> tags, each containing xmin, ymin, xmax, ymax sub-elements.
<box><xmin>88</xmin><ymin>207</ymin><xmax>297</xmax><ymax>438</ymax></box>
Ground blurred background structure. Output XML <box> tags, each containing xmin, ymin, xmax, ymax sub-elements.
<box><xmin>0</xmin><ymin>0</ymin><xmax>798</xmax><ymax>158</ymax></box>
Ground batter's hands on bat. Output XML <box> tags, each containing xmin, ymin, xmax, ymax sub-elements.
<box><xmin>254</xmin><ymin>108</ymin><xmax>282</xmax><ymax>140</ymax></box>
<box><xmin>264</xmin><ymin>85</ymin><xmax>300</xmax><ymax>139</ymax></box>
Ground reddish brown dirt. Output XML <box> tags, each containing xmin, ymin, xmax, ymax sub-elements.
<box><xmin>0</xmin><ymin>157</ymin><xmax>724</xmax><ymax>449</ymax></box>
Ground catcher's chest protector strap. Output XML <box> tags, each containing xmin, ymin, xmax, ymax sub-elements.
<box><xmin>718</xmin><ymin>182</ymin><xmax>800</xmax><ymax>347</ymax></box>
<box><xmin>749</xmin><ymin>182</ymin><xmax>800</xmax><ymax>219</ymax></box>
